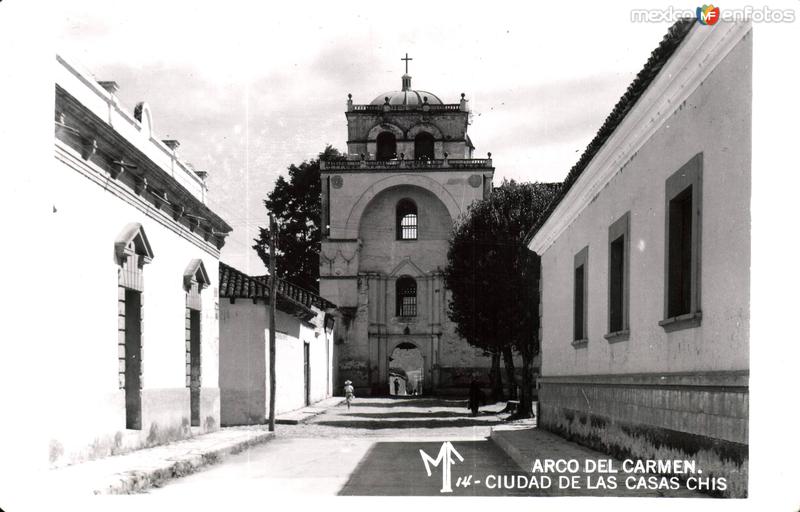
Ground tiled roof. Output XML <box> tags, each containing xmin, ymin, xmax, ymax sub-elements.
<box><xmin>219</xmin><ymin>262</ymin><xmax>270</xmax><ymax>300</ymax></box>
<box><xmin>524</xmin><ymin>18</ymin><xmax>695</xmax><ymax>246</ymax></box>
<box><xmin>219</xmin><ymin>262</ymin><xmax>337</xmax><ymax>319</ymax></box>
<box><xmin>252</xmin><ymin>275</ymin><xmax>337</xmax><ymax>312</ymax></box>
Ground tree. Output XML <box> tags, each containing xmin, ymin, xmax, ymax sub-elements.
<box><xmin>253</xmin><ymin>146</ymin><xmax>343</xmax><ymax>292</ymax></box>
<box><xmin>444</xmin><ymin>180</ymin><xmax>560</xmax><ymax>418</ymax></box>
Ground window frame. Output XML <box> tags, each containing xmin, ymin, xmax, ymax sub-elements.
<box><xmin>659</xmin><ymin>153</ymin><xmax>703</xmax><ymax>332</ymax></box>
<box><xmin>605</xmin><ymin>211</ymin><xmax>630</xmax><ymax>342</ymax></box>
<box><xmin>572</xmin><ymin>246</ymin><xmax>589</xmax><ymax>347</ymax></box>
<box><xmin>396</xmin><ymin>276</ymin><xmax>418</xmax><ymax>318</ymax></box>
<box><xmin>396</xmin><ymin>199</ymin><xmax>418</xmax><ymax>241</ymax></box>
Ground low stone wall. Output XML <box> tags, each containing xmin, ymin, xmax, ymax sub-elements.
<box><xmin>539</xmin><ymin>371</ymin><xmax>748</xmax><ymax>498</ymax></box>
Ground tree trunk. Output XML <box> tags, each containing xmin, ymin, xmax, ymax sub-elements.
<box><xmin>490</xmin><ymin>350</ymin><xmax>504</xmax><ymax>402</ymax></box>
<box><xmin>502</xmin><ymin>345</ymin><xmax>517</xmax><ymax>400</ymax></box>
<box><xmin>516</xmin><ymin>351</ymin><xmax>534</xmax><ymax>418</ymax></box>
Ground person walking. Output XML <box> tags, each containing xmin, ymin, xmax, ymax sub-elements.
<box><xmin>468</xmin><ymin>378</ymin><xmax>481</xmax><ymax>416</ymax></box>
<box><xmin>393</xmin><ymin>378</ymin><xmax>400</xmax><ymax>396</ymax></box>
<box><xmin>344</xmin><ymin>380</ymin><xmax>355</xmax><ymax>411</ymax></box>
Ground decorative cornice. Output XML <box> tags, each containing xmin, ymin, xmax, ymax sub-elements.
<box><xmin>529</xmin><ymin>21</ymin><xmax>752</xmax><ymax>254</ymax></box>
<box><xmin>56</xmin><ymin>55</ymin><xmax>208</xmax><ymax>195</ymax></box>
<box><xmin>56</xmin><ymin>143</ymin><xmax>222</xmax><ymax>257</ymax></box>
<box><xmin>55</xmin><ymin>86</ymin><xmax>231</xmax><ymax>244</ymax></box>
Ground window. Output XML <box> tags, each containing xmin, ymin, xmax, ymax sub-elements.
<box><xmin>376</xmin><ymin>132</ymin><xmax>397</xmax><ymax>161</ymax></box>
<box><xmin>660</xmin><ymin>154</ymin><xmax>703</xmax><ymax>331</ymax></box>
<box><xmin>396</xmin><ymin>199</ymin><xmax>418</xmax><ymax>240</ymax></box>
<box><xmin>414</xmin><ymin>132</ymin><xmax>435</xmax><ymax>160</ymax></box>
<box><xmin>573</xmin><ymin>246</ymin><xmax>588</xmax><ymax>344</ymax></box>
<box><xmin>396</xmin><ymin>276</ymin><xmax>417</xmax><ymax>317</ymax></box>
<box><xmin>606</xmin><ymin>212</ymin><xmax>630</xmax><ymax>340</ymax></box>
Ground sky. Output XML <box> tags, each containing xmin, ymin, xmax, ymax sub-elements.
<box><xmin>56</xmin><ymin>0</ymin><xmax>680</xmax><ymax>274</ymax></box>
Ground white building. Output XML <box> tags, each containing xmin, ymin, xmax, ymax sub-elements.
<box><xmin>46</xmin><ymin>55</ymin><xmax>232</xmax><ymax>466</ymax></box>
<box><xmin>527</xmin><ymin>20</ymin><xmax>751</xmax><ymax>497</ymax></box>
<box><xmin>218</xmin><ymin>263</ymin><xmax>336</xmax><ymax>423</ymax></box>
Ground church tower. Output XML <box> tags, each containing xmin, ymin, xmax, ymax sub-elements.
<box><xmin>320</xmin><ymin>55</ymin><xmax>494</xmax><ymax>396</ymax></box>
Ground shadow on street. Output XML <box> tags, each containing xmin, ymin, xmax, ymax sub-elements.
<box><xmin>338</xmin><ymin>440</ymin><xmax>537</xmax><ymax>496</ymax></box>
<box><xmin>342</xmin><ymin>410</ymin><xmax>480</xmax><ymax>419</ymax></box>
<box><xmin>314</xmin><ymin>418</ymin><xmax>503</xmax><ymax>430</ymax></box>
<box><xmin>349</xmin><ymin>398</ymin><xmax>466</xmax><ymax>408</ymax></box>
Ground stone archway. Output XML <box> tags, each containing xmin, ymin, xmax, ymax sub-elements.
<box><xmin>344</xmin><ymin>174</ymin><xmax>461</xmax><ymax>239</ymax></box>
<box><xmin>388</xmin><ymin>342</ymin><xmax>424</xmax><ymax>396</ymax></box>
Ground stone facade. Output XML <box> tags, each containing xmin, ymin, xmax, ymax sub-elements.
<box><xmin>321</xmin><ymin>71</ymin><xmax>495</xmax><ymax>396</ymax></box>
<box><xmin>528</xmin><ymin>22</ymin><xmax>751</xmax><ymax>497</ymax></box>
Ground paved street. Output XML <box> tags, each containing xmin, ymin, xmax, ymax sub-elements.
<box><xmin>146</xmin><ymin>398</ymin><xmax>702</xmax><ymax>497</ymax></box>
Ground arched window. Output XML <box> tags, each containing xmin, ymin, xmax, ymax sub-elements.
<box><xmin>414</xmin><ymin>132</ymin><xmax>435</xmax><ymax>160</ymax></box>
<box><xmin>396</xmin><ymin>276</ymin><xmax>417</xmax><ymax>317</ymax></box>
<box><xmin>396</xmin><ymin>199</ymin><xmax>418</xmax><ymax>240</ymax></box>
<box><xmin>376</xmin><ymin>132</ymin><xmax>397</xmax><ymax>161</ymax></box>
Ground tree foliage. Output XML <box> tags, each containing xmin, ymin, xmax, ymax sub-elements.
<box><xmin>253</xmin><ymin>146</ymin><xmax>343</xmax><ymax>292</ymax></box>
<box><xmin>444</xmin><ymin>180</ymin><xmax>560</xmax><ymax>415</ymax></box>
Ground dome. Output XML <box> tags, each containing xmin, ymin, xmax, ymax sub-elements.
<box><xmin>370</xmin><ymin>73</ymin><xmax>443</xmax><ymax>106</ymax></box>
<box><xmin>370</xmin><ymin>89</ymin><xmax>443</xmax><ymax>106</ymax></box>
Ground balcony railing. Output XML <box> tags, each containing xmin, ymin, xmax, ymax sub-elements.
<box><xmin>321</xmin><ymin>158</ymin><xmax>492</xmax><ymax>171</ymax></box>
<box><xmin>350</xmin><ymin>104</ymin><xmax>463</xmax><ymax>113</ymax></box>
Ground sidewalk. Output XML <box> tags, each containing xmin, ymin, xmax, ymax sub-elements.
<box><xmin>275</xmin><ymin>396</ymin><xmax>345</xmax><ymax>424</ymax></box>
<box><xmin>45</xmin><ymin>397</ymin><xmax>344</xmax><ymax>495</ymax></box>
<box><xmin>45</xmin><ymin>426</ymin><xmax>274</xmax><ymax>496</ymax></box>
<box><xmin>489</xmin><ymin>424</ymin><xmax>703</xmax><ymax>497</ymax></box>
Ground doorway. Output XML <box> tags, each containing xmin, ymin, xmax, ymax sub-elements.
<box><xmin>124</xmin><ymin>289</ymin><xmax>142</xmax><ymax>430</ymax></box>
<box><xmin>189</xmin><ymin>309</ymin><xmax>201</xmax><ymax>426</ymax></box>
<box><xmin>304</xmin><ymin>342</ymin><xmax>311</xmax><ymax>406</ymax></box>
<box><xmin>388</xmin><ymin>342</ymin><xmax>424</xmax><ymax>396</ymax></box>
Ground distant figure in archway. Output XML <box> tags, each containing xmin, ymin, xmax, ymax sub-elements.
<box><xmin>393</xmin><ymin>379</ymin><xmax>400</xmax><ymax>396</ymax></box>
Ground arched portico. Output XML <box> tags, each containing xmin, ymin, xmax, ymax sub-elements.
<box><xmin>367</xmin><ymin>122</ymin><xmax>404</xmax><ymax>141</ymax></box>
<box><xmin>344</xmin><ymin>174</ymin><xmax>461</xmax><ymax>239</ymax></box>
<box><xmin>387</xmin><ymin>340</ymin><xmax>427</xmax><ymax>395</ymax></box>
<box><xmin>407</xmin><ymin>122</ymin><xmax>443</xmax><ymax>140</ymax></box>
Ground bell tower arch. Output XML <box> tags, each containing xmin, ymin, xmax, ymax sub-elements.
<box><xmin>320</xmin><ymin>56</ymin><xmax>495</xmax><ymax>396</ymax></box>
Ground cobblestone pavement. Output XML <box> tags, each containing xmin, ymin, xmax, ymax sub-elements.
<box><xmin>278</xmin><ymin>397</ymin><xmax>506</xmax><ymax>440</ymax></box>
<box><xmin>147</xmin><ymin>397</ymin><xmax>704</xmax><ymax>497</ymax></box>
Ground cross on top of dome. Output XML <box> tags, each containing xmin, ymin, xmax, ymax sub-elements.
<box><xmin>401</xmin><ymin>53</ymin><xmax>413</xmax><ymax>75</ymax></box>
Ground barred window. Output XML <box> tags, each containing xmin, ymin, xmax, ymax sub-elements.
<box><xmin>396</xmin><ymin>199</ymin><xmax>418</xmax><ymax>240</ymax></box>
<box><xmin>396</xmin><ymin>276</ymin><xmax>417</xmax><ymax>317</ymax></box>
